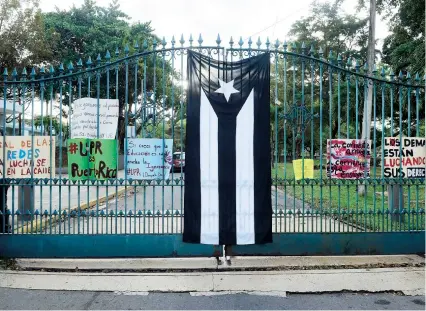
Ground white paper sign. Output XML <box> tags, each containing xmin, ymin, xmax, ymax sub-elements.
<box><xmin>126</xmin><ymin>138</ymin><xmax>173</xmax><ymax>180</ymax></box>
<box><xmin>71</xmin><ymin>97</ymin><xmax>119</xmax><ymax>139</ymax></box>
<box><xmin>0</xmin><ymin>136</ymin><xmax>55</xmax><ymax>178</ymax></box>
<box><xmin>383</xmin><ymin>137</ymin><xmax>426</xmax><ymax>178</ymax></box>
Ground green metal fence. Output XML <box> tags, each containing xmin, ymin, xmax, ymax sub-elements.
<box><xmin>0</xmin><ymin>36</ymin><xmax>424</xmax><ymax>258</ymax></box>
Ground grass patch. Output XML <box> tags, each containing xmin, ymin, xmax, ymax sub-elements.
<box><xmin>272</xmin><ymin>163</ymin><xmax>425</xmax><ymax>231</ymax></box>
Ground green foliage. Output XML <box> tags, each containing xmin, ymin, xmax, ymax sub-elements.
<box><xmin>0</xmin><ymin>0</ymin><xmax>55</xmax><ymax>70</ymax></box>
<box><xmin>33</xmin><ymin>115</ymin><xmax>69</xmax><ymax>138</ymax></box>
<box><xmin>381</xmin><ymin>0</ymin><xmax>425</xmax><ymax>74</ymax></box>
<box><xmin>288</xmin><ymin>0</ymin><xmax>369</xmax><ymax>61</ymax></box>
<box><xmin>42</xmin><ymin>0</ymin><xmax>183</xmax><ymax>150</ymax></box>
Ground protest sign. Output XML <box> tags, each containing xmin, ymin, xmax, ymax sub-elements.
<box><xmin>383</xmin><ymin>137</ymin><xmax>426</xmax><ymax>178</ymax></box>
<box><xmin>67</xmin><ymin>138</ymin><xmax>117</xmax><ymax>180</ymax></box>
<box><xmin>70</xmin><ymin>97</ymin><xmax>119</xmax><ymax>139</ymax></box>
<box><xmin>293</xmin><ymin>159</ymin><xmax>314</xmax><ymax>180</ymax></box>
<box><xmin>327</xmin><ymin>139</ymin><xmax>371</xmax><ymax>179</ymax></box>
<box><xmin>126</xmin><ymin>138</ymin><xmax>173</xmax><ymax>180</ymax></box>
<box><xmin>0</xmin><ymin>136</ymin><xmax>55</xmax><ymax>178</ymax></box>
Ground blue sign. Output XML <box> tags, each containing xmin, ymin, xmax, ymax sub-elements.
<box><xmin>125</xmin><ymin>138</ymin><xmax>173</xmax><ymax>180</ymax></box>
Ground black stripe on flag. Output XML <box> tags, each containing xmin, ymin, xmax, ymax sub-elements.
<box><xmin>183</xmin><ymin>51</ymin><xmax>272</xmax><ymax>245</ymax></box>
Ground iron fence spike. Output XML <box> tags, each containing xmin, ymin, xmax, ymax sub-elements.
<box><xmin>414</xmin><ymin>72</ymin><xmax>420</xmax><ymax>81</ymax></box>
<box><xmin>238</xmin><ymin>36</ymin><xmax>244</xmax><ymax>47</ymax></box>
<box><xmin>256</xmin><ymin>37</ymin><xmax>261</xmax><ymax>47</ymax></box>
<box><xmin>216</xmin><ymin>33</ymin><xmax>221</xmax><ymax>45</ymax></box>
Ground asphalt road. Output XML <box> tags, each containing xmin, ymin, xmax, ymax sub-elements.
<box><xmin>0</xmin><ymin>288</ymin><xmax>424</xmax><ymax>310</ymax></box>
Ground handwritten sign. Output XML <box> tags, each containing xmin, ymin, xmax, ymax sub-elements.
<box><xmin>67</xmin><ymin>138</ymin><xmax>117</xmax><ymax>180</ymax></box>
<box><xmin>126</xmin><ymin>138</ymin><xmax>173</xmax><ymax>180</ymax></box>
<box><xmin>70</xmin><ymin>97</ymin><xmax>119</xmax><ymax>139</ymax></box>
<box><xmin>293</xmin><ymin>159</ymin><xmax>314</xmax><ymax>180</ymax></box>
<box><xmin>383</xmin><ymin>137</ymin><xmax>426</xmax><ymax>178</ymax></box>
<box><xmin>0</xmin><ymin>136</ymin><xmax>55</xmax><ymax>178</ymax></box>
<box><xmin>327</xmin><ymin>139</ymin><xmax>371</xmax><ymax>179</ymax></box>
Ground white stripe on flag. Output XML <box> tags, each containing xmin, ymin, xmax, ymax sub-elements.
<box><xmin>235</xmin><ymin>89</ymin><xmax>255</xmax><ymax>245</ymax></box>
<box><xmin>199</xmin><ymin>90</ymin><xmax>219</xmax><ymax>244</ymax></box>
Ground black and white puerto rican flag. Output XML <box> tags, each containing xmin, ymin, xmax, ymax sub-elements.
<box><xmin>183</xmin><ymin>51</ymin><xmax>272</xmax><ymax>245</ymax></box>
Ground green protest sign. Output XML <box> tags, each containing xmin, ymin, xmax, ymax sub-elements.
<box><xmin>67</xmin><ymin>138</ymin><xmax>117</xmax><ymax>180</ymax></box>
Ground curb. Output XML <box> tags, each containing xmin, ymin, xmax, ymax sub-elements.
<box><xmin>0</xmin><ymin>267</ymin><xmax>424</xmax><ymax>295</ymax></box>
<box><xmin>13</xmin><ymin>187</ymin><xmax>127</xmax><ymax>234</ymax></box>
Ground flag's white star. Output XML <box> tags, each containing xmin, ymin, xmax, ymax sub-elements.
<box><xmin>214</xmin><ymin>79</ymin><xmax>239</xmax><ymax>102</ymax></box>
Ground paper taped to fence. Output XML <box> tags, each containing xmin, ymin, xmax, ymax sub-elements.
<box><xmin>326</xmin><ymin>139</ymin><xmax>371</xmax><ymax>179</ymax></box>
<box><xmin>383</xmin><ymin>137</ymin><xmax>426</xmax><ymax>178</ymax></box>
<box><xmin>71</xmin><ymin>97</ymin><xmax>119</xmax><ymax>139</ymax></box>
<box><xmin>0</xmin><ymin>136</ymin><xmax>55</xmax><ymax>178</ymax></box>
<box><xmin>293</xmin><ymin>159</ymin><xmax>314</xmax><ymax>180</ymax></box>
<box><xmin>125</xmin><ymin>138</ymin><xmax>173</xmax><ymax>180</ymax></box>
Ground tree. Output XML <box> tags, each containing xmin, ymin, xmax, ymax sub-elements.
<box><xmin>0</xmin><ymin>0</ymin><xmax>54</xmax><ymax>70</ymax></box>
<box><xmin>275</xmin><ymin>0</ymin><xmax>370</xmax><ymax>162</ymax></box>
<box><xmin>42</xmin><ymin>0</ymin><xmax>183</xmax><ymax>151</ymax></box>
<box><xmin>381</xmin><ymin>0</ymin><xmax>425</xmax><ymax>74</ymax></box>
<box><xmin>288</xmin><ymin>0</ymin><xmax>369</xmax><ymax>61</ymax></box>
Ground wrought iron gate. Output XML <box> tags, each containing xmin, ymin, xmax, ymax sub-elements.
<box><xmin>0</xmin><ymin>36</ymin><xmax>424</xmax><ymax>258</ymax></box>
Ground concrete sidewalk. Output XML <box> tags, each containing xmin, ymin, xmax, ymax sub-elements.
<box><xmin>1</xmin><ymin>255</ymin><xmax>424</xmax><ymax>296</ymax></box>
<box><xmin>0</xmin><ymin>267</ymin><xmax>424</xmax><ymax>296</ymax></box>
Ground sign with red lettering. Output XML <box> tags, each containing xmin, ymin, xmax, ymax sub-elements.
<box><xmin>383</xmin><ymin>137</ymin><xmax>426</xmax><ymax>178</ymax></box>
<box><xmin>0</xmin><ymin>136</ymin><xmax>55</xmax><ymax>178</ymax></box>
<box><xmin>326</xmin><ymin>139</ymin><xmax>371</xmax><ymax>179</ymax></box>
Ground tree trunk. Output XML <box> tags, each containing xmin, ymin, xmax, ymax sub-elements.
<box><xmin>358</xmin><ymin>0</ymin><xmax>376</xmax><ymax>196</ymax></box>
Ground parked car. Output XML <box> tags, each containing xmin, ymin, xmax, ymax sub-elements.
<box><xmin>172</xmin><ymin>152</ymin><xmax>185</xmax><ymax>172</ymax></box>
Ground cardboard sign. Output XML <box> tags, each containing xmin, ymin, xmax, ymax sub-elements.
<box><xmin>0</xmin><ymin>136</ymin><xmax>55</xmax><ymax>178</ymax></box>
<box><xmin>383</xmin><ymin>137</ymin><xmax>426</xmax><ymax>178</ymax></box>
<box><xmin>293</xmin><ymin>159</ymin><xmax>314</xmax><ymax>180</ymax></box>
<box><xmin>67</xmin><ymin>138</ymin><xmax>117</xmax><ymax>180</ymax></box>
<box><xmin>70</xmin><ymin>97</ymin><xmax>119</xmax><ymax>139</ymax></box>
<box><xmin>126</xmin><ymin>138</ymin><xmax>173</xmax><ymax>180</ymax></box>
<box><xmin>327</xmin><ymin>139</ymin><xmax>371</xmax><ymax>179</ymax></box>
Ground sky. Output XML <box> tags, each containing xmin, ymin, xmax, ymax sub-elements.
<box><xmin>39</xmin><ymin>0</ymin><xmax>391</xmax><ymax>48</ymax></box>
